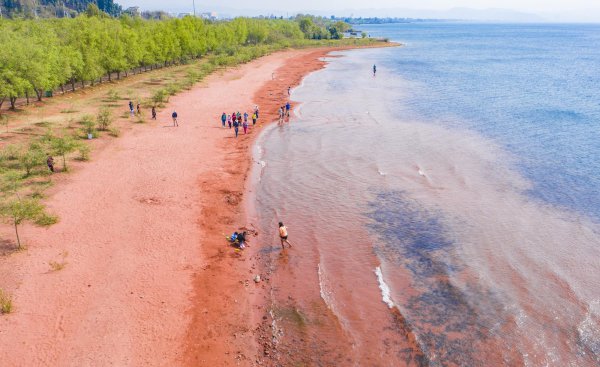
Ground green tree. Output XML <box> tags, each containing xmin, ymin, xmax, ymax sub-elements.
<box><xmin>96</xmin><ymin>107</ymin><xmax>112</xmax><ymax>131</ymax></box>
<box><xmin>18</xmin><ymin>144</ymin><xmax>45</xmax><ymax>177</ymax></box>
<box><xmin>50</xmin><ymin>134</ymin><xmax>78</xmax><ymax>171</ymax></box>
<box><xmin>0</xmin><ymin>197</ymin><xmax>45</xmax><ymax>249</ymax></box>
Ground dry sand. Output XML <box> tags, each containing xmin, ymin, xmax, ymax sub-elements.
<box><xmin>0</xmin><ymin>47</ymin><xmax>354</xmax><ymax>366</ymax></box>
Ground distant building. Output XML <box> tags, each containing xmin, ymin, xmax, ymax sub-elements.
<box><xmin>124</xmin><ymin>6</ymin><xmax>140</xmax><ymax>17</ymax></box>
<box><xmin>200</xmin><ymin>12</ymin><xmax>218</xmax><ymax>20</ymax></box>
<box><xmin>178</xmin><ymin>12</ymin><xmax>192</xmax><ymax>18</ymax></box>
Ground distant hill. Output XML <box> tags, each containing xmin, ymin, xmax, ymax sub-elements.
<box><xmin>0</xmin><ymin>0</ymin><xmax>122</xmax><ymax>18</ymax></box>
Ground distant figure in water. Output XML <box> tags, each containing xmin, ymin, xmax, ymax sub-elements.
<box><xmin>278</xmin><ymin>222</ymin><xmax>292</xmax><ymax>249</ymax></box>
<box><xmin>373</xmin><ymin>64</ymin><xmax>377</xmax><ymax>76</ymax></box>
<box><xmin>172</xmin><ymin>111</ymin><xmax>178</xmax><ymax>126</ymax></box>
<box><xmin>151</xmin><ymin>106</ymin><xmax>157</xmax><ymax>120</ymax></box>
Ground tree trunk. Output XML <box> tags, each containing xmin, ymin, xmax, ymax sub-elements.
<box><xmin>10</xmin><ymin>97</ymin><xmax>17</xmax><ymax>109</ymax></box>
<box><xmin>0</xmin><ymin>97</ymin><xmax>5</xmax><ymax>110</ymax></box>
<box><xmin>60</xmin><ymin>85</ymin><xmax>65</xmax><ymax>94</ymax></box>
<box><xmin>91</xmin><ymin>79</ymin><xmax>94</xmax><ymax>86</ymax></box>
<box><xmin>81</xmin><ymin>80</ymin><xmax>85</xmax><ymax>88</ymax></box>
<box><xmin>108</xmin><ymin>72</ymin><xmax>112</xmax><ymax>82</ymax></box>
<box><xmin>117</xmin><ymin>71</ymin><xmax>120</xmax><ymax>80</ymax></box>
<box><xmin>72</xmin><ymin>79</ymin><xmax>76</xmax><ymax>91</ymax></box>
<box><xmin>14</xmin><ymin>222</ymin><xmax>21</xmax><ymax>249</ymax></box>
<box><xmin>62</xmin><ymin>153</ymin><xmax>67</xmax><ymax>171</ymax></box>
<box><xmin>35</xmin><ymin>89</ymin><xmax>43</xmax><ymax>102</ymax></box>
<box><xmin>25</xmin><ymin>91</ymin><xmax>30</xmax><ymax>104</ymax></box>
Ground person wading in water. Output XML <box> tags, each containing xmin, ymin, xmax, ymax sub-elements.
<box><xmin>278</xmin><ymin>222</ymin><xmax>293</xmax><ymax>249</ymax></box>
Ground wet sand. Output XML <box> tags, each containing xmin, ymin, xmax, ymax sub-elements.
<box><xmin>0</xmin><ymin>46</ymin><xmax>380</xmax><ymax>366</ymax></box>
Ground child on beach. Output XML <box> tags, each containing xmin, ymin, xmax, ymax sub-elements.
<box><xmin>278</xmin><ymin>222</ymin><xmax>292</xmax><ymax>249</ymax></box>
<box><xmin>221</xmin><ymin>112</ymin><xmax>227</xmax><ymax>127</ymax></box>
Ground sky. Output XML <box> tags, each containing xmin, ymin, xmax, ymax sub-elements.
<box><xmin>118</xmin><ymin>0</ymin><xmax>600</xmax><ymax>22</ymax></box>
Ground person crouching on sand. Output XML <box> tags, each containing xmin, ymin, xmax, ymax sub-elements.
<box><xmin>46</xmin><ymin>154</ymin><xmax>55</xmax><ymax>173</ymax></box>
<box><xmin>278</xmin><ymin>222</ymin><xmax>292</xmax><ymax>249</ymax></box>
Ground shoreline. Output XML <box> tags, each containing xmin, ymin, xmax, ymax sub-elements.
<box><xmin>0</xmin><ymin>45</ymin><xmax>392</xmax><ymax>366</ymax></box>
<box><xmin>181</xmin><ymin>46</ymin><xmax>369</xmax><ymax>366</ymax></box>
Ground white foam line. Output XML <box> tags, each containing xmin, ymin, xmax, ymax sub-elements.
<box><xmin>375</xmin><ymin>266</ymin><xmax>396</xmax><ymax>309</ymax></box>
<box><xmin>318</xmin><ymin>263</ymin><xmax>335</xmax><ymax>312</ymax></box>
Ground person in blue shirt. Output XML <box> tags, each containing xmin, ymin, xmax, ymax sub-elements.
<box><xmin>172</xmin><ymin>111</ymin><xmax>178</xmax><ymax>127</ymax></box>
<box><xmin>285</xmin><ymin>102</ymin><xmax>291</xmax><ymax>117</ymax></box>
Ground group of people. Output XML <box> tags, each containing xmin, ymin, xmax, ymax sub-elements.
<box><xmin>220</xmin><ymin>106</ymin><xmax>259</xmax><ymax>138</ymax></box>
<box><xmin>278</xmin><ymin>101</ymin><xmax>291</xmax><ymax>124</ymax></box>
<box><xmin>228</xmin><ymin>222</ymin><xmax>292</xmax><ymax>251</ymax></box>
<box><xmin>128</xmin><ymin>101</ymin><xmax>141</xmax><ymax>117</ymax></box>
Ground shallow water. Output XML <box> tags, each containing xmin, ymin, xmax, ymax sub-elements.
<box><xmin>252</xmin><ymin>23</ymin><xmax>600</xmax><ymax>366</ymax></box>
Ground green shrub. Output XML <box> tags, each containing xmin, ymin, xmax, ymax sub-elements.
<box><xmin>35</xmin><ymin>212</ymin><xmax>59</xmax><ymax>226</ymax></box>
<box><xmin>108</xmin><ymin>127</ymin><xmax>121</xmax><ymax>137</ymax></box>
<box><xmin>76</xmin><ymin>144</ymin><xmax>91</xmax><ymax>161</ymax></box>
<box><xmin>96</xmin><ymin>108</ymin><xmax>112</xmax><ymax>131</ymax></box>
<box><xmin>0</xmin><ymin>289</ymin><xmax>12</xmax><ymax>314</ymax></box>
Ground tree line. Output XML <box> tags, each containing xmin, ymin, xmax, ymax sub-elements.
<box><xmin>0</xmin><ymin>14</ymin><xmax>343</xmax><ymax>111</ymax></box>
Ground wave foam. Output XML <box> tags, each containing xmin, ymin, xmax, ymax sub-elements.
<box><xmin>375</xmin><ymin>266</ymin><xmax>396</xmax><ymax>309</ymax></box>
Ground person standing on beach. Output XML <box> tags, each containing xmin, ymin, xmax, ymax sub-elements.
<box><xmin>287</xmin><ymin>86</ymin><xmax>291</xmax><ymax>95</ymax></box>
<box><xmin>278</xmin><ymin>222</ymin><xmax>292</xmax><ymax>249</ymax></box>
<box><xmin>278</xmin><ymin>107</ymin><xmax>283</xmax><ymax>124</ymax></box>
<box><xmin>137</xmin><ymin>103</ymin><xmax>141</xmax><ymax>115</ymax></box>
<box><xmin>242</xmin><ymin>118</ymin><xmax>248</xmax><ymax>134</ymax></box>
<box><xmin>227</xmin><ymin>114</ymin><xmax>232</xmax><ymax>128</ymax></box>
<box><xmin>221</xmin><ymin>112</ymin><xmax>227</xmax><ymax>128</ymax></box>
<box><xmin>243</xmin><ymin>111</ymin><xmax>248</xmax><ymax>125</ymax></box>
<box><xmin>252</xmin><ymin>112</ymin><xmax>257</xmax><ymax>126</ymax></box>
<box><xmin>46</xmin><ymin>154</ymin><xmax>55</xmax><ymax>173</ymax></box>
<box><xmin>233</xmin><ymin>118</ymin><xmax>239</xmax><ymax>138</ymax></box>
<box><xmin>151</xmin><ymin>106</ymin><xmax>157</xmax><ymax>120</ymax></box>
<box><xmin>172</xmin><ymin>111</ymin><xmax>178</xmax><ymax>127</ymax></box>
<box><xmin>254</xmin><ymin>105</ymin><xmax>259</xmax><ymax>119</ymax></box>
<box><xmin>129</xmin><ymin>101</ymin><xmax>134</xmax><ymax>117</ymax></box>
<box><xmin>373</xmin><ymin>64</ymin><xmax>377</xmax><ymax>76</ymax></box>
<box><xmin>285</xmin><ymin>101</ymin><xmax>291</xmax><ymax>117</ymax></box>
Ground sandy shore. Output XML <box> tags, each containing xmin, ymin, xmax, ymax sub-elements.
<box><xmin>0</xmin><ymin>47</ymin><xmax>364</xmax><ymax>366</ymax></box>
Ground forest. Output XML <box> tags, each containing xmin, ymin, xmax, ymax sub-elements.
<box><xmin>0</xmin><ymin>0</ymin><xmax>122</xmax><ymax>18</ymax></box>
<box><xmin>0</xmin><ymin>13</ymin><xmax>354</xmax><ymax>111</ymax></box>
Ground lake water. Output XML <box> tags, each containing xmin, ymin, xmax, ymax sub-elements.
<box><xmin>251</xmin><ymin>23</ymin><xmax>600</xmax><ymax>366</ymax></box>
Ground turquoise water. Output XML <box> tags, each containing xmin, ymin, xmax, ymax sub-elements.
<box><xmin>253</xmin><ymin>23</ymin><xmax>600</xmax><ymax>366</ymax></box>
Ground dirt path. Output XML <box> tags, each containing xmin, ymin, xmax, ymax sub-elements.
<box><xmin>0</xmin><ymin>48</ymin><xmax>344</xmax><ymax>366</ymax></box>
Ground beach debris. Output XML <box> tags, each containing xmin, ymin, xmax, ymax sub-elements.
<box><xmin>254</xmin><ymin>275</ymin><xmax>261</xmax><ymax>283</ymax></box>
